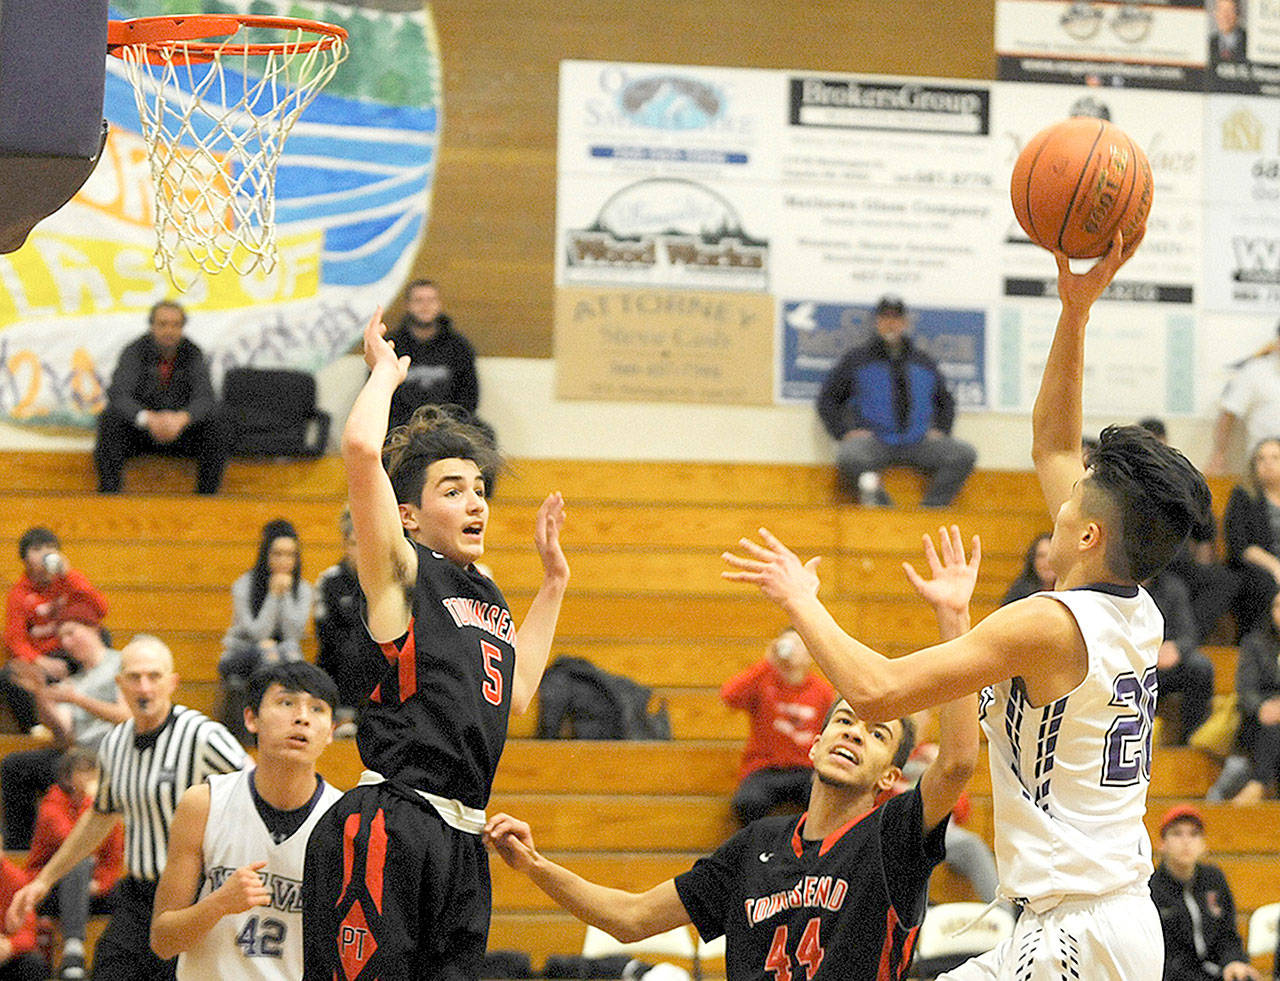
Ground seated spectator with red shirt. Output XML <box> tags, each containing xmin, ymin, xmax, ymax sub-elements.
<box><xmin>28</xmin><ymin>748</ymin><xmax>123</xmax><ymax>981</ymax></box>
<box><xmin>0</xmin><ymin>826</ymin><xmax>46</xmax><ymax>981</ymax></box>
<box><xmin>3</xmin><ymin>528</ymin><xmax>108</xmax><ymax>732</ymax></box>
<box><xmin>720</xmin><ymin>628</ymin><xmax>835</xmax><ymax>825</ymax></box>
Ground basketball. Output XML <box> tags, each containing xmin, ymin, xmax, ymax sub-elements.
<box><xmin>1010</xmin><ymin>116</ymin><xmax>1153</xmax><ymax>259</ymax></box>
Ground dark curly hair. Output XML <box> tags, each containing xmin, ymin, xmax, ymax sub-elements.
<box><xmin>383</xmin><ymin>405</ymin><xmax>504</xmax><ymax>506</ymax></box>
<box><xmin>1083</xmin><ymin>424</ymin><xmax>1211</xmax><ymax>582</ymax></box>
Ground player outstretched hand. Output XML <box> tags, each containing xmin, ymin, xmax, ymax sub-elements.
<box><xmin>1054</xmin><ymin>228</ymin><xmax>1131</xmax><ymax>317</ymax></box>
<box><xmin>484</xmin><ymin>813</ymin><xmax>539</xmax><ymax>874</ymax></box>
<box><xmin>213</xmin><ymin>861</ymin><xmax>271</xmax><ymax>915</ymax></box>
<box><xmin>902</xmin><ymin>525</ymin><xmax>981</xmax><ymax>623</ymax></box>
<box><xmin>722</xmin><ymin>528</ymin><xmax>821</xmax><ymax>608</ymax></box>
<box><xmin>361</xmin><ymin>305</ymin><xmax>410</xmax><ymax>383</ymax></box>
<box><xmin>534</xmin><ymin>492</ymin><xmax>570</xmax><ymax>586</ymax></box>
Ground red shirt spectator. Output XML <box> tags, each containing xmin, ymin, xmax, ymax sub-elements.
<box><xmin>0</xmin><ymin>853</ymin><xmax>37</xmax><ymax>959</ymax></box>
<box><xmin>28</xmin><ymin>782</ymin><xmax>123</xmax><ymax>897</ymax></box>
<box><xmin>5</xmin><ymin>529</ymin><xmax>107</xmax><ymax>665</ymax></box>
<box><xmin>721</xmin><ymin>631</ymin><xmax>835</xmax><ymax>780</ymax></box>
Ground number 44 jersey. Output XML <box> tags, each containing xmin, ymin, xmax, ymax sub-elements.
<box><xmin>674</xmin><ymin>786</ymin><xmax>947</xmax><ymax>981</ymax></box>
<box><xmin>982</xmin><ymin>584</ymin><xmax>1162</xmax><ymax>913</ymax></box>
<box><xmin>178</xmin><ymin>768</ymin><xmax>342</xmax><ymax>981</ymax></box>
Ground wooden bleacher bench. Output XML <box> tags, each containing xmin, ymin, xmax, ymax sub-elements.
<box><xmin>0</xmin><ymin>452</ymin><xmax>1270</xmax><ymax>975</ymax></box>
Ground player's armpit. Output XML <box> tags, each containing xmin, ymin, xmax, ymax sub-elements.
<box><xmin>868</xmin><ymin>596</ymin><xmax>1085</xmax><ymax>720</ymax></box>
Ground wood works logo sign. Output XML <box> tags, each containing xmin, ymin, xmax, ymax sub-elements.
<box><xmin>563</xmin><ymin>178</ymin><xmax>769</xmax><ymax>291</ymax></box>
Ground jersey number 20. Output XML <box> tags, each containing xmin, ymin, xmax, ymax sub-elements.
<box><xmin>764</xmin><ymin>917</ymin><xmax>825</xmax><ymax>981</ymax></box>
<box><xmin>1102</xmin><ymin>667</ymin><xmax>1158</xmax><ymax>786</ymax></box>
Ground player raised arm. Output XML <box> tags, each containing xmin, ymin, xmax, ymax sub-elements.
<box><xmin>511</xmin><ymin>492</ymin><xmax>570</xmax><ymax>714</ymax></box>
<box><xmin>1032</xmin><ymin>230</ymin><xmax>1129</xmax><ymax>517</ymax></box>
<box><xmin>150</xmin><ymin>784</ymin><xmax>269</xmax><ymax>959</ymax></box>
<box><xmin>901</xmin><ymin>526</ymin><xmax>981</xmax><ymax>833</ymax></box>
<box><xmin>484</xmin><ymin>814</ymin><xmax>689</xmax><ymax>943</ymax></box>
<box><xmin>341</xmin><ymin>307</ymin><xmax>418</xmax><ymax>641</ymax></box>
<box><xmin>723</xmin><ymin>529</ymin><xmax>1080</xmax><ymax>721</ymax></box>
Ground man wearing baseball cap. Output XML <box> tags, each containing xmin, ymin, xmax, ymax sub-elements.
<box><xmin>817</xmin><ymin>295</ymin><xmax>976</xmax><ymax>507</ymax></box>
<box><xmin>1149</xmin><ymin>805</ymin><xmax>1259</xmax><ymax>981</ymax></box>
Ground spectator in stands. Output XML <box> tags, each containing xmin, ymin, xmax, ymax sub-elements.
<box><xmin>1</xmin><ymin>602</ymin><xmax>126</xmax><ymax>850</ymax></box>
<box><xmin>3</xmin><ymin>529</ymin><xmax>108</xmax><ymax>732</ymax></box>
<box><xmin>218</xmin><ymin>519</ymin><xmax>312</xmax><ymax>741</ymax></box>
<box><xmin>313</xmin><ymin>508</ymin><xmax>383</xmax><ymax>737</ymax></box>
<box><xmin>385</xmin><ymin>279</ymin><xmax>492</xmax><ymax>443</ymax></box>
<box><xmin>1141</xmin><ymin>417</ymin><xmax>1241</xmax><ymax>642</ymax></box>
<box><xmin>28</xmin><ymin>748</ymin><xmax>123</xmax><ymax>981</ymax></box>
<box><xmin>1208</xmin><ymin>321</ymin><xmax>1280</xmax><ymax>476</ymax></box>
<box><xmin>1000</xmin><ymin>532</ymin><xmax>1054</xmax><ymax>606</ymax></box>
<box><xmin>1223</xmin><ymin>438</ymin><xmax>1280</xmax><ymax>639</ymax></box>
<box><xmin>1150</xmin><ymin>804</ymin><xmax>1258</xmax><ymax>981</ymax></box>
<box><xmin>720</xmin><ymin>628</ymin><xmax>834</xmax><ymax>825</ymax></box>
<box><xmin>1148</xmin><ymin>569</ymin><xmax>1215</xmax><ymax>745</ymax></box>
<box><xmin>0</xmin><ymin>826</ymin><xmax>44</xmax><ymax>981</ymax></box>
<box><xmin>93</xmin><ymin>300</ymin><xmax>229</xmax><ymax>495</ymax></box>
<box><xmin>1230</xmin><ymin>590</ymin><xmax>1280</xmax><ymax>804</ymax></box>
<box><xmin>816</xmin><ymin>295</ymin><xmax>976</xmax><ymax>507</ymax></box>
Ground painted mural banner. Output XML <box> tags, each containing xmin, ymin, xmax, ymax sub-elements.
<box><xmin>0</xmin><ymin>0</ymin><xmax>440</xmax><ymax>427</ymax></box>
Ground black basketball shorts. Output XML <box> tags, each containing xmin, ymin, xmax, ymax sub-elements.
<box><xmin>302</xmin><ymin>781</ymin><xmax>490</xmax><ymax>981</ymax></box>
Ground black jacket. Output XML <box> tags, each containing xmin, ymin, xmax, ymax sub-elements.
<box><xmin>1150</xmin><ymin>862</ymin><xmax>1248</xmax><ymax>981</ymax></box>
<box><xmin>104</xmin><ymin>333</ymin><xmax>217</xmax><ymax>423</ymax></box>
<box><xmin>386</xmin><ymin>314</ymin><xmax>479</xmax><ymax>427</ymax></box>
<box><xmin>1223</xmin><ymin>485</ymin><xmax>1275</xmax><ymax>567</ymax></box>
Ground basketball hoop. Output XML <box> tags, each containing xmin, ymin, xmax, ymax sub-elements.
<box><xmin>107</xmin><ymin>14</ymin><xmax>348</xmax><ymax>286</ymax></box>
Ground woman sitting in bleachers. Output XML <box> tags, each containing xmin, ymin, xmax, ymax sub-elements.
<box><xmin>217</xmin><ymin>518</ymin><xmax>313</xmax><ymax>740</ymax></box>
<box><xmin>1231</xmin><ymin>590</ymin><xmax>1280</xmax><ymax>805</ymax></box>
<box><xmin>1223</xmin><ymin>438</ymin><xmax>1280</xmax><ymax>639</ymax></box>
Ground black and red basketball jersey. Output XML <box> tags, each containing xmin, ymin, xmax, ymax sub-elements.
<box><xmin>674</xmin><ymin>787</ymin><xmax>946</xmax><ymax>981</ymax></box>
<box><xmin>356</xmin><ymin>541</ymin><xmax>516</xmax><ymax>809</ymax></box>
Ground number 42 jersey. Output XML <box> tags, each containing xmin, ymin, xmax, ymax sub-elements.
<box><xmin>674</xmin><ymin>786</ymin><xmax>947</xmax><ymax>981</ymax></box>
<box><xmin>983</xmin><ymin>584</ymin><xmax>1163</xmax><ymax>912</ymax></box>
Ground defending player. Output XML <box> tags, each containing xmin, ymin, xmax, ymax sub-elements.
<box><xmin>150</xmin><ymin>662</ymin><xmax>341</xmax><ymax>980</ymax></box>
<box><xmin>723</xmin><ymin>231</ymin><xmax>1210</xmax><ymax>980</ymax></box>
<box><xmin>301</xmin><ymin>308</ymin><xmax>570</xmax><ymax>981</ymax></box>
<box><xmin>486</xmin><ymin>527</ymin><xmax>980</xmax><ymax>981</ymax></box>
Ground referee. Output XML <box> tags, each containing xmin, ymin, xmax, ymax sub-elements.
<box><xmin>6</xmin><ymin>635</ymin><xmax>245</xmax><ymax>981</ymax></box>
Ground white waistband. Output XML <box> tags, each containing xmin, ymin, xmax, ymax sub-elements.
<box><xmin>1011</xmin><ymin>881</ymin><xmax>1150</xmax><ymax>916</ymax></box>
<box><xmin>357</xmin><ymin>770</ymin><xmax>487</xmax><ymax>835</ymax></box>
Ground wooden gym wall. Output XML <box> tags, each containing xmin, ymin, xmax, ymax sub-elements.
<box><xmin>408</xmin><ymin>0</ymin><xmax>997</xmax><ymax>358</ymax></box>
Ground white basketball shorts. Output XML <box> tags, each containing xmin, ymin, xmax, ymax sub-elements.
<box><xmin>936</xmin><ymin>886</ymin><xmax>1163</xmax><ymax>981</ymax></box>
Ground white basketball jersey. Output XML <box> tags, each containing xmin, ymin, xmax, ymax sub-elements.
<box><xmin>982</xmin><ymin>586</ymin><xmax>1162</xmax><ymax>912</ymax></box>
<box><xmin>177</xmin><ymin>768</ymin><xmax>342</xmax><ymax>981</ymax></box>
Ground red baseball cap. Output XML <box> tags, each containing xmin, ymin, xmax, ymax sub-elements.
<box><xmin>1160</xmin><ymin>804</ymin><xmax>1205</xmax><ymax>836</ymax></box>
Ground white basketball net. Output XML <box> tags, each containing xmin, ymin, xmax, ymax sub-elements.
<box><xmin>117</xmin><ymin>26</ymin><xmax>347</xmax><ymax>286</ymax></box>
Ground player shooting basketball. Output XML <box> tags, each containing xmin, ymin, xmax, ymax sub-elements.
<box><xmin>724</xmin><ymin>231</ymin><xmax>1210</xmax><ymax>980</ymax></box>
<box><xmin>486</xmin><ymin>527</ymin><xmax>980</xmax><ymax>981</ymax></box>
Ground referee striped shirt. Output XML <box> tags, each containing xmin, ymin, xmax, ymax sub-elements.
<box><xmin>94</xmin><ymin>704</ymin><xmax>246</xmax><ymax>882</ymax></box>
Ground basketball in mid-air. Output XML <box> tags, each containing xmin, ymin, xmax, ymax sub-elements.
<box><xmin>1010</xmin><ymin>116</ymin><xmax>1153</xmax><ymax>259</ymax></box>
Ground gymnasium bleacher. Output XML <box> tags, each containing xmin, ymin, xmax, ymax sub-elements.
<box><xmin>3</xmin><ymin>452</ymin><xmax>1276</xmax><ymax>976</ymax></box>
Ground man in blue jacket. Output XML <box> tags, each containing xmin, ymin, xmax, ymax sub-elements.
<box><xmin>817</xmin><ymin>296</ymin><xmax>975</xmax><ymax>507</ymax></box>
